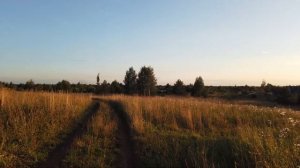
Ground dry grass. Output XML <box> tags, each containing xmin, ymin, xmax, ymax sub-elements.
<box><xmin>1</xmin><ymin>89</ymin><xmax>299</xmax><ymax>167</ymax></box>
<box><xmin>103</xmin><ymin>95</ymin><xmax>300</xmax><ymax>168</ymax></box>
<box><xmin>0</xmin><ymin>89</ymin><xmax>91</xmax><ymax>167</ymax></box>
<box><xmin>63</xmin><ymin>102</ymin><xmax>118</xmax><ymax>167</ymax></box>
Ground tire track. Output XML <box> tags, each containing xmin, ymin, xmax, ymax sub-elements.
<box><xmin>99</xmin><ymin>99</ymin><xmax>136</xmax><ymax>168</ymax></box>
<box><xmin>38</xmin><ymin>100</ymin><xmax>100</xmax><ymax>168</ymax></box>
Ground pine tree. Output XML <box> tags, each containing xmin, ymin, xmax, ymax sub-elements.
<box><xmin>192</xmin><ymin>76</ymin><xmax>205</xmax><ymax>97</ymax></box>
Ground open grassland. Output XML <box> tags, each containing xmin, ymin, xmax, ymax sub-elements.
<box><xmin>0</xmin><ymin>89</ymin><xmax>91</xmax><ymax>167</ymax></box>
<box><xmin>63</xmin><ymin>102</ymin><xmax>118</xmax><ymax>167</ymax></box>
<box><xmin>0</xmin><ymin>88</ymin><xmax>299</xmax><ymax>168</ymax></box>
<box><xmin>104</xmin><ymin>95</ymin><xmax>300</xmax><ymax>168</ymax></box>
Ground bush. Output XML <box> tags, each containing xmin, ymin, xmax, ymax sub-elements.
<box><xmin>173</xmin><ymin>80</ymin><xmax>187</xmax><ymax>95</ymax></box>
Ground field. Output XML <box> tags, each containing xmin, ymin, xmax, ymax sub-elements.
<box><xmin>0</xmin><ymin>89</ymin><xmax>91</xmax><ymax>167</ymax></box>
<box><xmin>0</xmin><ymin>89</ymin><xmax>300</xmax><ymax>167</ymax></box>
<box><xmin>62</xmin><ymin>103</ymin><xmax>118</xmax><ymax>167</ymax></box>
<box><xmin>105</xmin><ymin>96</ymin><xmax>300</xmax><ymax>168</ymax></box>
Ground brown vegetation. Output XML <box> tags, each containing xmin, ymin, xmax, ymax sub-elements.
<box><xmin>1</xmin><ymin>89</ymin><xmax>299</xmax><ymax>167</ymax></box>
<box><xmin>63</xmin><ymin>102</ymin><xmax>118</xmax><ymax>167</ymax></box>
<box><xmin>103</xmin><ymin>95</ymin><xmax>300</xmax><ymax>168</ymax></box>
<box><xmin>0</xmin><ymin>89</ymin><xmax>91</xmax><ymax>167</ymax></box>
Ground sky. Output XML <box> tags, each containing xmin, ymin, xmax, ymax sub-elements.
<box><xmin>0</xmin><ymin>0</ymin><xmax>300</xmax><ymax>86</ymax></box>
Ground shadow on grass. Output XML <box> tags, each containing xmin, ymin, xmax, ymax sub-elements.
<box><xmin>94</xmin><ymin>98</ymin><xmax>136</xmax><ymax>168</ymax></box>
<box><xmin>205</xmin><ymin>138</ymin><xmax>254</xmax><ymax>168</ymax></box>
<box><xmin>136</xmin><ymin>132</ymin><xmax>255</xmax><ymax>168</ymax></box>
<box><xmin>37</xmin><ymin>100</ymin><xmax>100</xmax><ymax>168</ymax></box>
<box><xmin>92</xmin><ymin>98</ymin><xmax>254</xmax><ymax>168</ymax></box>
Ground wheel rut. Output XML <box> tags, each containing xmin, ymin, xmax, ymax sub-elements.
<box><xmin>97</xmin><ymin>99</ymin><xmax>136</xmax><ymax>168</ymax></box>
<box><xmin>38</xmin><ymin>98</ymin><xmax>136</xmax><ymax>168</ymax></box>
<box><xmin>38</xmin><ymin>100</ymin><xmax>100</xmax><ymax>168</ymax></box>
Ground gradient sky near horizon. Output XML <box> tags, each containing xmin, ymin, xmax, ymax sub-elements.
<box><xmin>1</xmin><ymin>0</ymin><xmax>300</xmax><ymax>86</ymax></box>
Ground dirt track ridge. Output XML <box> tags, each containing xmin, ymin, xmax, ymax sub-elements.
<box><xmin>38</xmin><ymin>98</ymin><xmax>136</xmax><ymax>168</ymax></box>
<box><xmin>100</xmin><ymin>99</ymin><xmax>136</xmax><ymax>168</ymax></box>
<box><xmin>38</xmin><ymin>100</ymin><xmax>100</xmax><ymax>168</ymax></box>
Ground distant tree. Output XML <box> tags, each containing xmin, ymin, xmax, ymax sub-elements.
<box><xmin>124</xmin><ymin>67</ymin><xmax>137</xmax><ymax>94</ymax></box>
<box><xmin>264</xmin><ymin>83</ymin><xmax>274</xmax><ymax>92</ymax></box>
<box><xmin>101</xmin><ymin>80</ymin><xmax>110</xmax><ymax>94</ymax></box>
<box><xmin>56</xmin><ymin>80</ymin><xmax>71</xmax><ymax>92</ymax></box>
<box><xmin>137</xmin><ymin>66</ymin><xmax>157</xmax><ymax>96</ymax></box>
<box><xmin>9</xmin><ymin>82</ymin><xmax>14</xmax><ymax>89</ymax></box>
<box><xmin>111</xmin><ymin>80</ymin><xmax>123</xmax><ymax>94</ymax></box>
<box><xmin>165</xmin><ymin>83</ymin><xmax>173</xmax><ymax>94</ymax></box>
<box><xmin>173</xmin><ymin>79</ymin><xmax>186</xmax><ymax>95</ymax></box>
<box><xmin>261</xmin><ymin>80</ymin><xmax>266</xmax><ymax>88</ymax></box>
<box><xmin>276</xmin><ymin>87</ymin><xmax>292</xmax><ymax>104</ymax></box>
<box><xmin>96</xmin><ymin>73</ymin><xmax>100</xmax><ymax>86</ymax></box>
<box><xmin>74</xmin><ymin>82</ymin><xmax>82</xmax><ymax>92</ymax></box>
<box><xmin>186</xmin><ymin>83</ymin><xmax>194</xmax><ymax>94</ymax></box>
<box><xmin>25</xmin><ymin>79</ymin><xmax>35</xmax><ymax>90</ymax></box>
<box><xmin>192</xmin><ymin>76</ymin><xmax>205</xmax><ymax>97</ymax></box>
<box><xmin>87</xmin><ymin>85</ymin><xmax>96</xmax><ymax>93</ymax></box>
<box><xmin>43</xmin><ymin>84</ymin><xmax>53</xmax><ymax>92</ymax></box>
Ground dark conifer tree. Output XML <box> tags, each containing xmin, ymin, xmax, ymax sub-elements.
<box><xmin>192</xmin><ymin>76</ymin><xmax>205</xmax><ymax>97</ymax></box>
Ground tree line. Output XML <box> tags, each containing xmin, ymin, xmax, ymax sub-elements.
<box><xmin>1</xmin><ymin>66</ymin><xmax>300</xmax><ymax>105</ymax></box>
<box><xmin>0</xmin><ymin>66</ymin><xmax>206</xmax><ymax>97</ymax></box>
<box><xmin>95</xmin><ymin>66</ymin><xmax>206</xmax><ymax>97</ymax></box>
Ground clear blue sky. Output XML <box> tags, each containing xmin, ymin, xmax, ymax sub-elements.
<box><xmin>1</xmin><ymin>0</ymin><xmax>300</xmax><ymax>86</ymax></box>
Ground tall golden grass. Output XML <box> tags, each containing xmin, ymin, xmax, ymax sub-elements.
<box><xmin>1</xmin><ymin>89</ymin><xmax>299</xmax><ymax>167</ymax></box>
<box><xmin>104</xmin><ymin>95</ymin><xmax>300</xmax><ymax>168</ymax></box>
<box><xmin>0</xmin><ymin>89</ymin><xmax>91</xmax><ymax>167</ymax></box>
<box><xmin>63</xmin><ymin>102</ymin><xmax>118</xmax><ymax>167</ymax></box>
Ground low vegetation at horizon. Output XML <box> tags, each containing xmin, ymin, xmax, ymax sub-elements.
<box><xmin>0</xmin><ymin>88</ymin><xmax>299</xmax><ymax>167</ymax></box>
<box><xmin>1</xmin><ymin>66</ymin><xmax>300</xmax><ymax>107</ymax></box>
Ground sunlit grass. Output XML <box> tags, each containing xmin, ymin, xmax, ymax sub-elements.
<box><xmin>63</xmin><ymin>102</ymin><xmax>118</xmax><ymax>167</ymax></box>
<box><xmin>1</xmin><ymin>89</ymin><xmax>299</xmax><ymax>167</ymax></box>
<box><xmin>104</xmin><ymin>95</ymin><xmax>300</xmax><ymax>168</ymax></box>
<box><xmin>0</xmin><ymin>89</ymin><xmax>91</xmax><ymax>167</ymax></box>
